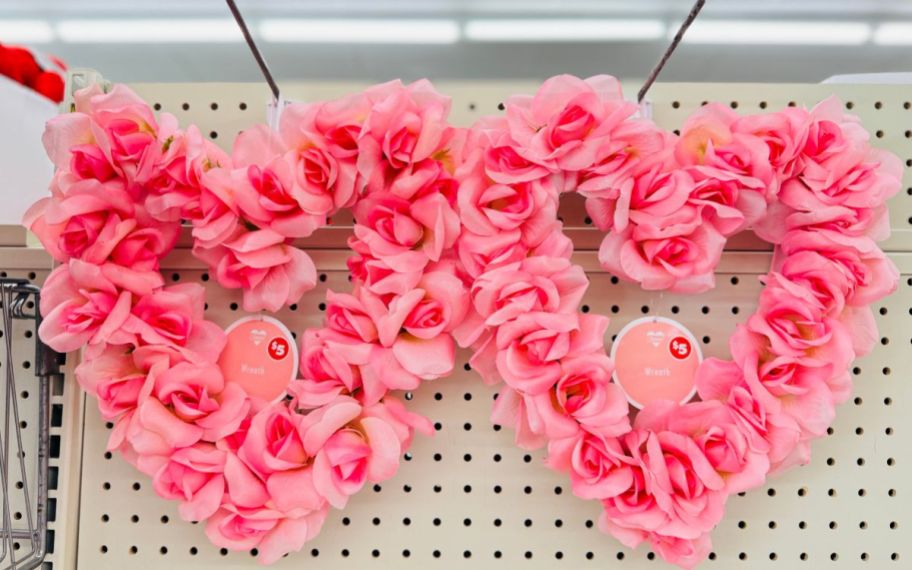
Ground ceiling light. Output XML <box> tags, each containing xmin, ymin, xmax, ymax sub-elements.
<box><xmin>873</xmin><ymin>23</ymin><xmax>912</xmax><ymax>45</ymax></box>
<box><xmin>0</xmin><ymin>20</ymin><xmax>55</xmax><ymax>43</ymax></box>
<box><xmin>465</xmin><ymin>19</ymin><xmax>665</xmax><ymax>42</ymax></box>
<box><xmin>56</xmin><ymin>19</ymin><xmax>242</xmax><ymax>43</ymax></box>
<box><xmin>681</xmin><ymin>20</ymin><xmax>871</xmax><ymax>45</ymax></box>
<box><xmin>260</xmin><ymin>19</ymin><xmax>460</xmax><ymax>44</ymax></box>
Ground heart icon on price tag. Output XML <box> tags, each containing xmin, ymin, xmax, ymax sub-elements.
<box><xmin>249</xmin><ymin>329</ymin><xmax>267</xmax><ymax>346</ymax></box>
<box><xmin>645</xmin><ymin>330</ymin><xmax>665</xmax><ymax>348</ymax></box>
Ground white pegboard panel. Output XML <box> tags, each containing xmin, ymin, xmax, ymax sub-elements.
<box><xmin>6</xmin><ymin>81</ymin><xmax>912</xmax><ymax>569</ymax></box>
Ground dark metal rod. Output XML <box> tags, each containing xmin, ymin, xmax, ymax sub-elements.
<box><xmin>225</xmin><ymin>0</ymin><xmax>281</xmax><ymax>101</ymax></box>
<box><xmin>638</xmin><ymin>0</ymin><xmax>707</xmax><ymax>103</ymax></box>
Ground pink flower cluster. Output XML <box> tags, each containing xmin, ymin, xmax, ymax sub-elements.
<box><xmin>455</xmin><ymin>75</ymin><xmax>900</xmax><ymax>568</ymax></box>
<box><xmin>27</xmin><ymin>81</ymin><xmax>466</xmax><ymax>563</ymax></box>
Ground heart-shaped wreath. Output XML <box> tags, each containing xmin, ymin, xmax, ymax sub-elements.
<box><xmin>24</xmin><ymin>75</ymin><xmax>898</xmax><ymax>568</ymax></box>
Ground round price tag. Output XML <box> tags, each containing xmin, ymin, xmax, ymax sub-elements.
<box><xmin>218</xmin><ymin>315</ymin><xmax>298</xmax><ymax>403</ymax></box>
<box><xmin>609</xmin><ymin>317</ymin><xmax>702</xmax><ymax>409</ymax></box>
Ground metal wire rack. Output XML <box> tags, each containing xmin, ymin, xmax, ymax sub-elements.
<box><xmin>0</xmin><ymin>278</ymin><xmax>60</xmax><ymax>569</ymax></box>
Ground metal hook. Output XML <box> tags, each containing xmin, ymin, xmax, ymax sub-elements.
<box><xmin>225</xmin><ymin>0</ymin><xmax>281</xmax><ymax>103</ymax></box>
<box><xmin>637</xmin><ymin>0</ymin><xmax>707</xmax><ymax>104</ymax></box>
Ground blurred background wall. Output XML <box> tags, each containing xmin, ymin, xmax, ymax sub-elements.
<box><xmin>1</xmin><ymin>0</ymin><xmax>910</xmax><ymax>85</ymax></box>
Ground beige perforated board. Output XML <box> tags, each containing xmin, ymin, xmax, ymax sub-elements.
<box><xmin>7</xmin><ymin>80</ymin><xmax>912</xmax><ymax>569</ymax></box>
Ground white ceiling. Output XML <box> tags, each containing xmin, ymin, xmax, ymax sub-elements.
<box><xmin>1</xmin><ymin>0</ymin><xmax>911</xmax><ymax>84</ymax></box>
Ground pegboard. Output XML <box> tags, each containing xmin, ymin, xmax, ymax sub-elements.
<box><xmin>10</xmin><ymin>81</ymin><xmax>912</xmax><ymax>569</ymax></box>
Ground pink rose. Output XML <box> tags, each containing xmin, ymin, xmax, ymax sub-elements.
<box><xmin>75</xmin><ymin>344</ymin><xmax>148</xmax><ymax>420</ymax></box>
<box><xmin>74</xmin><ymin>84</ymin><xmax>178</xmax><ymax>185</ymax></box>
<box><xmin>239</xmin><ymin>402</ymin><xmax>315</xmax><ymax>477</ymax></box>
<box><xmin>686</xmin><ymin>165</ymin><xmax>768</xmax><ymax>236</ymax></box>
<box><xmin>574</xmin><ymin>119</ymin><xmax>671</xmax><ymax>203</ymax></box>
<box><xmin>597</xmin><ymin>223</ymin><xmax>726</xmax><ymax>293</ymax></box>
<box><xmin>774</xmin><ymin>229</ymin><xmax>898</xmax><ymax>308</ymax></box>
<box><xmin>456</xmin><ymin>229</ymin><xmax>528</xmax><ymax>279</ymax></box>
<box><xmin>144</xmin><ymin>125</ymin><xmax>232</xmax><ymax>223</ymax></box>
<box><xmin>357</xmin><ymin>79</ymin><xmax>456</xmax><ymax>189</ymax></box>
<box><xmin>635</xmin><ymin>399</ymin><xmax>770</xmax><ymax>494</ymax></box>
<box><xmin>137</xmin><ymin>362</ymin><xmax>250</xmax><ymax>448</ymax></box>
<box><xmin>457</xmin><ymin>221</ymin><xmax>572</xmax><ymax>282</ymax></box>
<box><xmin>369</xmin><ymin>270</ymin><xmax>468</xmax><ymax>345</ymax></box>
<box><xmin>747</xmin><ymin>284</ymin><xmax>854</xmax><ymax>369</ymax></box>
<box><xmin>612</xmin><ymin>167</ymin><xmax>703</xmax><ymax>235</ymax></box>
<box><xmin>234</xmin><ymin>122</ymin><xmax>351</xmax><ymax>226</ymax></box>
<box><xmin>38</xmin><ymin>260</ymin><xmax>162</xmax><ymax>353</ymax></box>
<box><xmin>194</xmin><ymin>227</ymin><xmax>317</xmax><ymax>312</ymax></box>
<box><xmin>729</xmin><ymin>326</ymin><xmax>849</xmax><ymax>435</ymax></box>
<box><xmin>800</xmin><ymin>97</ymin><xmax>868</xmax><ymax>166</ymax></box>
<box><xmin>114</xmin><ymin>283</ymin><xmax>226</xmax><ymax>360</ymax></box>
<box><xmin>346</xmin><ymin>249</ymin><xmax>424</xmax><ymax>297</ymax></box>
<box><xmin>675</xmin><ymin>103</ymin><xmax>774</xmax><ymax>193</ymax></box>
<box><xmin>505</xmin><ymin>74</ymin><xmax>638</xmax><ymax>170</ymax></box>
<box><xmin>527</xmin><ymin>353</ymin><xmax>630</xmax><ymax>439</ymax></box>
<box><xmin>307</xmin><ymin>397</ymin><xmax>404</xmax><ymax>509</ymax></box>
<box><xmin>152</xmin><ymin>443</ymin><xmax>226</xmax><ymax>522</ymax></box>
<box><xmin>351</xmin><ymin>192</ymin><xmax>460</xmax><ymax>273</ymax></box>
<box><xmin>324</xmin><ymin>291</ymin><xmax>379</xmax><ymax>343</ymax></box>
<box><xmin>386</xmin><ymin>157</ymin><xmax>459</xmax><ymax>204</ymax></box>
<box><xmin>206</xmin><ymin>503</ymin><xmax>328</xmax><ymax>565</ymax></box>
<box><xmin>24</xmin><ymin>177</ymin><xmax>134</xmax><ymax>262</ymax></box>
<box><xmin>782</xmin><ymin>149</ymin><xmax>900</xmax><ymax>223</ymax></box>
<box><xmin>493</xmin><ymin>312</ymin><xmax>609</xmax><ymax>393</ymax></box>
<box><xmin>295</xmin><ymin>328</ymin><xmax>375</xmax><ymax>408</ymax></box>
<box><xmin>455</xmin><ymin>256</ymin><xmax>587</xmax><ymax>347</ymax></box>
<box><xmin>768</xmin><ymin>251</ymin><xmax>855</xmax><ymax>316</ymax></box>
<box><xmin>275</xmin><ymin>107</ymin><xmax>361</xmax><ymax>214</ymax></box>
<box><xmin>230</xmin><ymin>405</ymin><xmax>326</xmax><ymax>522</ymax></box>
<box><xmin>546</xmin><ymin>430</ymin><xmax>635</xmax><ymax>499</ymax></box>
<box><xmin>282</xmin><ymin>91</ymin><xmax>369</xmax><ymax>160</ymax></box>
<box><xmin>474</xmin><ymin>124</ymin><xmax>549</xmax><ymax>184</ymax></box>
<box><xmin>598</xmin><ymin>430</ymin><xmax>726</xmax><ymax>552</ymax></box>
<box><xmin>733</xmin><ymin>107</ymin><xmax>809</xmax><ymax>178</ymax></box>
<box><xmin>695</xmin><ymin>355</ymin><xmax>802</xmax><ymax>469</ymax></box>
<box><xmin>457</xmin><ymin>152</ymin><xmax>558</xmax><ymax>242</ymax></box>
<box><xmin>173</xmin><ymin>165</ymin><xmax>240</xmax><ymax>249</ymax></box>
